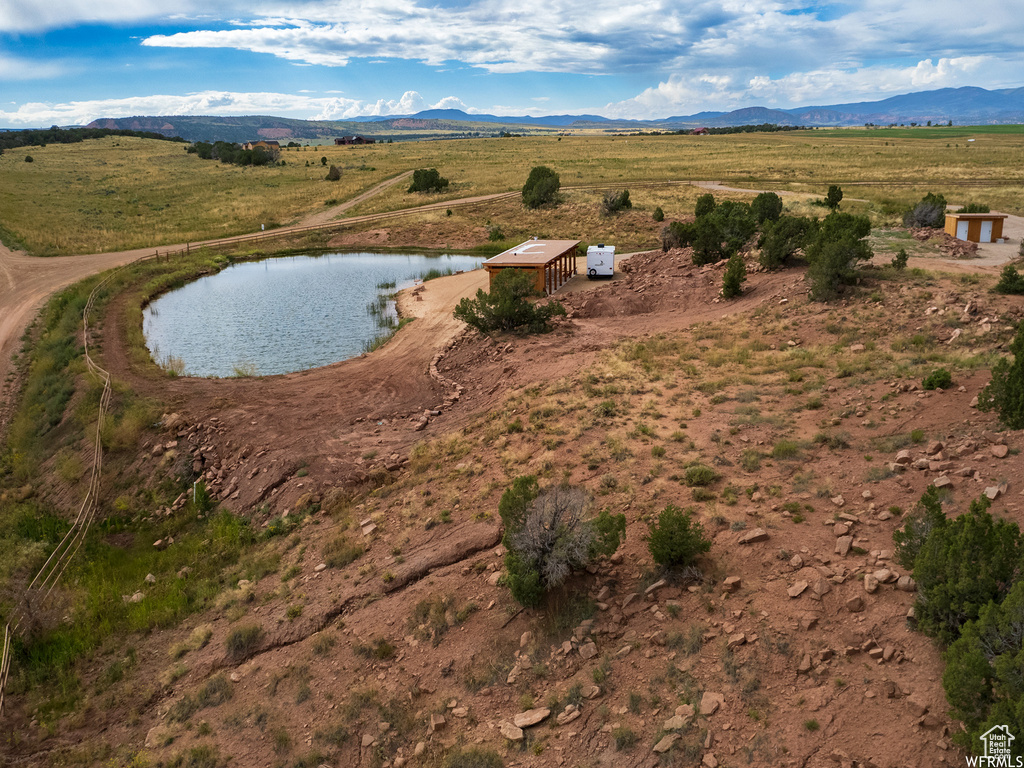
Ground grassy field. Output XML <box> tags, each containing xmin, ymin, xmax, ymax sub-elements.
<box><xmin>2</xmin><ymin>128</ymin><xmax>1023</xmax><ymax>256</ymax></box>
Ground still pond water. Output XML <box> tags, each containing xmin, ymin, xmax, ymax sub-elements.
<box><xmin>143</xmin><ymin>252</ymin><xmax>484</xmax><ymax>377</ymax></box>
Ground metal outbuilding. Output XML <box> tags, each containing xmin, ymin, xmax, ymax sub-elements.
<box><xmin>944</xmin><ymin>212</ymin><xmax>1008</xmax><ymax>243</ymax></box>
<box><xmin>482</xmin><ymin>239</ymin><xmax>580</xmax><ymax>295</ymax></box>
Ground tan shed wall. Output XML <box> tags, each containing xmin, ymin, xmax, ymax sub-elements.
<box><xmin>944</xmin><ymin>215</ymin><xmax>1006</xmax><ymax>243</ymax></box>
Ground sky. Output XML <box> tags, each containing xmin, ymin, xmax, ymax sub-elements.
<box><xmin>1</xmin><ymin>0</ymin><xmax>1022</xmax><ymax>128</ymax></box>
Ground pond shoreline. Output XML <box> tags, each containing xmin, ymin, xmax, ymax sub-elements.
<box><xmin>143</xmin><ymin>251</ymin><xmax>484</xmax><ymax>378</ymax></box>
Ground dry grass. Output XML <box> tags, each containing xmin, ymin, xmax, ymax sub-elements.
<box><xmin>3</xmin><ymin>127</ymin><xmax>1023</xmax><ymax>255</ymax></box>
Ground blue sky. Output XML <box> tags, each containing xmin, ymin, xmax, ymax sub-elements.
<box><xmin>1</xmin><ymin>0</ymin><xmax>1021</xmax><ymax>127</ymax></box>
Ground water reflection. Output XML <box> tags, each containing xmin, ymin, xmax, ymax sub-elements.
<box><xmin>143</xmin><ymin>252</ymin><xmax>482</xmax><ymax>377</ymax></box>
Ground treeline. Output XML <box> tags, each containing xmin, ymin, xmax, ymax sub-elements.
<box><xmin>691</xmin><ymin>124</ymin><xmax>806</xmax><ymax>135</ymax></box>
<box><xmin>632</xmin><ymin>123</ymin><xmax>806</xmax><ymax>137</ymax></box>
<box><xmin>187</xmin><ymin>141</ymin><xmax>281</xmax><ymax>167</ymax></box>
<box><xmin>661</xmin><ymin>188</ymin><xmax>873</xmax><ymax>302</ymax></box>
<box><xmin>0</xmin><ymin>126</ymin><xmax>185</xmax><ymax>151</ymax></box>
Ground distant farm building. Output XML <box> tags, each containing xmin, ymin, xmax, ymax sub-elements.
<box><xmin>335</xmin><ymin>136</ymin><xmax>376</xmax><ymax>145</ymax></box>
<box><xmin>945</xmin><ymin>212</ymin><xmax>1008</xmax><ymax>243</ymax></box>
<box><xmin>482</xmin><ymin>239</ymin><xmax>580</xmax><ymax>295</ymax></box>
<box><xmin>242</xmin><ymin>140</ymin><xmax>280</xmax><ymax>151</ymax></box>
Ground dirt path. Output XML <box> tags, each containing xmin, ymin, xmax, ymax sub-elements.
<box><xmin>297</xmin><ymin>170</ymin><xmax>414</xmax><ymax>227</ymax></box>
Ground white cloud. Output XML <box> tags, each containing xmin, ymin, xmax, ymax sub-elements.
<box><xmin>0</xmin><ymin>53</ymin><xmax>65</xmax><ymax>80</ymax></box>
<box><xmin>0</xmin><ymin>0</ymin><xmax>206</xmax><ymax>32</ymax></box>
<box><xmin>0</xmin><ymin>89</ymin><xmax>470</xmax><ymax>126</ymax></box>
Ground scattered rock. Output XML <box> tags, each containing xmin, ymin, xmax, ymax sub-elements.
<box><xmin>992</xmin><ymin>444</ymin><xmax>1009</xmax><ymax>458</ymax></box>
<box><xmin>738</xmin><ymin>528</ymin><xmax>769</xmax><ymax>544</ymax></box>
<box><xmin>835</xmin><ymin>536</ymin><xmax>853</xmax><ymax>557</ymax></box>
<box><xmin>722</xmin><ymin>576</ymin><xmax>741</xmax><ymax>593</ymax></box>
<box><xmin>513</xmin><ymin>708</ymin><xmax>550</xmax><ymax>728</ymax></box>
<box><xmin>428</xmin><ymin>714</ymin><xmax>446</xmax><ymax>733</ymax></box>
<box><xmin>897</xmin><ymin>575</ymin><xmax>916</xmax><ymax>592</ymax></box>
<box><xmin>788</xmin><ymin>581</ymin><xmax>809</xmax><ymax>598</ymax></box>
<box><xmin>727</xmin><ymin>632</ymin><xmax>746</xmax><ymax>649</ymax></box>
<box><xmin>700</xmin><ymin>691</ymin><xmax>724</xmax><ymax>716</ymax></box>
<box><xmin>556</xmin><ymin>705</ymin><xmax>580</xmax><ymax>725</ymax></box>
<box><xmin>644</xmin><ymin>579</ymin><xmax>667</xmax><ymax>596</ymax></box>
<box><xmin>907</xmin><ymin>694</ymin><xmax>930</xmax><ymax>718</ymax></box>
<box><xmin>653</xmin><ymin>733</ymin><xmax>679</xmax><ymax>753</ymax></box>
<box><xmin>864</xmin><ymin>574</ymin><xmax>880</xmax><ymax>593</ymax></box>
<box><xmin>579</xmin><ymin>642</ymin><xmax>598</xmax><ymax>660</ymax></box>
<box><xmin>500</xmin><ymin>722</ymin><xmax>524</xmax><ymax>741</ymax></box>
<box><xmin>846</xmin><ymin>596</ymin><xmax>865</xmax><ymax>613</ymax></box>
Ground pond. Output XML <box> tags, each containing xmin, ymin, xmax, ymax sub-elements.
<box><xmin>143</xmin><ymin>252</ymin><xmax>484</xmax><ymax>377</ymax></box>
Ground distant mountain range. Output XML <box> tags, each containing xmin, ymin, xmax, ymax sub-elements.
<box><xmin>85</xmin><ymin>86</ymin><xmax>1024</xmax><ymax>143</ymax></box>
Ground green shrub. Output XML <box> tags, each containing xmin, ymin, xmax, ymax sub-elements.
<box><xmin>758</xmin><ymin>215</ymin><xmax>815</xmax><ymax>270</ymax></box>
<box><xmin>225</xmin><ymin>624</ymin><xmax>264</xmax><ymax>661</ymax></box>
<box><xmin>960</xmin><ymin>202</ymin><xmax>990</xmax><ymax>214</ymax></box>
<box><xmin>722</xmin><ymin>252</ymin><xmax>747</xmax><ymax>299</ymax></box>
<box><xmin>904</xmin><ymin>192</ymin><xmax>947</xmax><ymax>228</ymax></box>
<box><xmin>499</xmin><ymin>479</ymin><xmax>624</xmax><ymax>607</ymax></box>
<box><xmin>824</xmin><ymin>185</ymin><xmax>843</xmax><ymax>210</ymax></box>
<box><xmin>408</xmin><ymin>168</ymin><xmax>449</xmax><ymax>193</ymax></box>
<box><xmin>942</xmin><ymin>579</ymin><xmax>1024</xmax><ymax>752</ymax></box>
<box><xmin>771</xmin><ymin>439</ymin><xmax>801</xmax><ymax>459</ymax></box>
<box><xmin>325</xmin><ymin>165</ymin><xmax>341</xmax><ymax>181</ymax></box>
<box><xmin>661</xmin><ymin>220</ymin><xmax>695</xmax><ymax>251</ymax></box>
<box><xmin>443</xmin><ymin>746</ymin><xmax>505</xmax><ymax>768</ymax></box>
<box><xmin>751</xmin><ymin>191</ymin><xmax>784</xmax><ymax>224</ymax></box>
<box><xmin>612</xmin><ymin>725</ymin><xmax>638</xmax><ymax>750</ymax></box>
<box><xmin>602</xmin><ymin>189</ymin><xmax>632</xmax><ymax>215</ymax></box>
<box><xmin>903</xmin><ymin>494</ymin><xmax>1021</xmax><ymax>644</ymax></box>
<box><xmin>891</xmin><ymin>248</ymin><xmax>909</xmax><ymax>271</ymax></box>
<box><xmin>694</xmin><ymin>193</ymin><xmax>716</xmax><ymax>218</ymax></box>
<box><xmin>453</xmin><ymin>268</ymin><xmax>566</xmax><ymax>334</ymax></box>
<box><xmin>683</xmin><ymin>464</ymin><xmax>719</xmax><ymax>487</ymax></box>
<box><xmin>652</xmin><ymin>206</ymin><xmax>665</xmax><ymax>222</ymax></box>
<box><xmin>323</xmin><ymin>535</ymin><xmax>364</xmax><ymax>568</ymax></box>
<box><xmin>646</xmin><ymin>504</ymin><xmax>711</xmax><ymax>567</ymax></box>
<box><xmin>993</xmin><ymin>265</ymin><xmax>1024</xmax><ymax>295</ymax></box>
<box><xmin>893</xmin><ymin>486</ymin><xmax>945</xmax><ymax>569</ymax></box>
<box><xmin>522</xmin><ymin>165</ymin><xmax>560</xmax><ymax>209</ymax></box>
<box><xmin>978</xmin><ymin>320</ymin><xmax>1024</xmax><ymax>428</ymax></box>
<box><xmin>805</xmin><ymin>212</ymin><xmax>873</xmax><ymax>301</ymax></box>
<box><xmin>922</xmin><ymin>368</ymin><xmax>953</xmax><ymax>390</ymax></box>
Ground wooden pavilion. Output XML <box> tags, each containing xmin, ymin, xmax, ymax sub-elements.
<box><xmin>482</xmin><ymin>239</ymin><xmax>580</xmax><ymax>295</ymax></box>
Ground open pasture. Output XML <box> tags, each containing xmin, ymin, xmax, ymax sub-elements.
<box><xmin>1</xmin><ymin>127</ymin><xmax>1023</xmax><ymax>255</ymax></box>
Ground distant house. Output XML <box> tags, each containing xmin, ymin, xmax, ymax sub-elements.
<box><xmin>242</xmin><ymin>140</ymin><xmax>281</xmax><ymax>151</ymax></box>
<box><xmin>334</xmin><ymin>136</ymin><xmax>376</xmax><ymax>145</ymax></box>
<box><xmin>692</xmin><ymin>127</ymin><xmax>709</xmax><ymax>135</ymax></box>
<box><xmin>945</xmin><ymin>212</ymin><xmax>1008</xmax><ymax>243</ymax></box>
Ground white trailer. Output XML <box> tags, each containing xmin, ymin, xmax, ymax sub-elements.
<box><xmin>586</xmin><ymin>244</ymin><xmax>615</xmax><ymax>279</ymax></box>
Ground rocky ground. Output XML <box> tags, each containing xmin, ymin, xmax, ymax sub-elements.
<box><xmin>4</xmin><ymin>230</ymin><xmax>1024</xmax><ymax>767</ymax></box>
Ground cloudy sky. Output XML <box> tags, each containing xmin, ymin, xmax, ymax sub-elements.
<box><xmin>1</xmin><ymin>0</ymin><xmax>1021</xmax><ymax>127</ymax></box>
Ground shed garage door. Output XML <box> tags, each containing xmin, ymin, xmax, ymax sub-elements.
<box><xmin>956</xmin><ymin>220</ymin><xmax>969</xmax><ymax>241</ymax></box>
<box><xmin>980</xmin><ymin>220</ymin><xmax>993</xmax><ymax>243</ymax></box>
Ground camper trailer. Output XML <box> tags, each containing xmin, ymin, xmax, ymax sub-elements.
<box><xmin>586</xmin><ymin>244</ymin><xmax>615</xmax><ymax>279</ymax></box>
